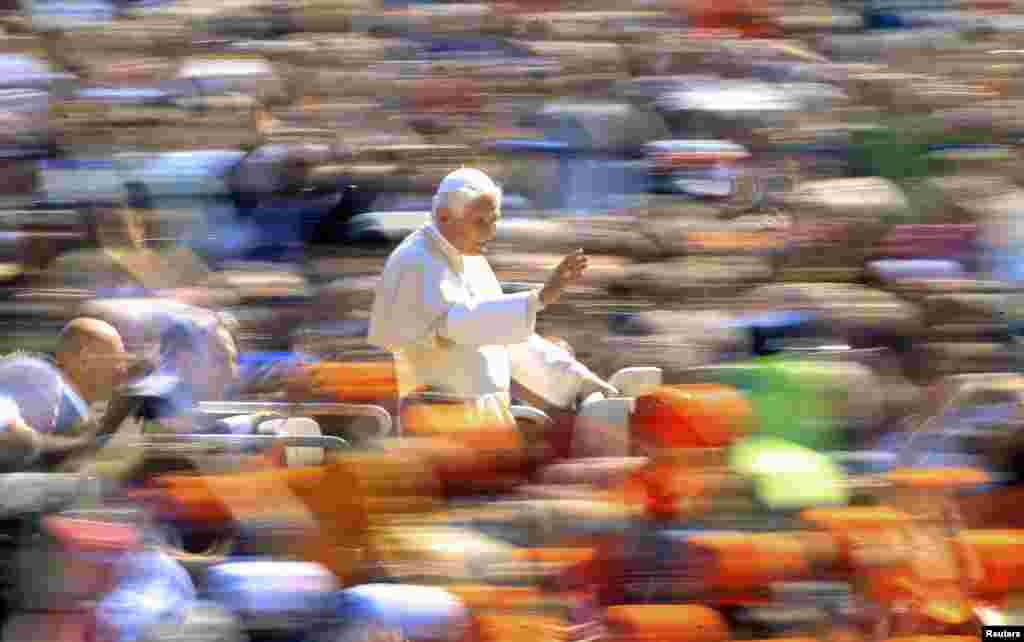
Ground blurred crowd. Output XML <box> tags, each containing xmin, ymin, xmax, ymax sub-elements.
<box><xmin>0</xmin><ymin>0</ymin><xmax>1022</xmax><ymax>640</ymax></box>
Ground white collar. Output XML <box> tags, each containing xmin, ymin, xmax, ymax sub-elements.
<box><xmin>424</xmin><ymin>223</ymin><xmax>464</xmax><ymax>274</ymax></box>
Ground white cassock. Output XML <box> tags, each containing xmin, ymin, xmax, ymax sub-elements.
<box><xmin>368</xmin><ymin>223</ymin><xmax>598</xmax><ymax>428</ymax></box>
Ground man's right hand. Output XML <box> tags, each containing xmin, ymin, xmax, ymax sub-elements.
<box><xmin>540</xmin><ymin>249</ymin><xmax>588</xmax><ymax>307</ymax></box>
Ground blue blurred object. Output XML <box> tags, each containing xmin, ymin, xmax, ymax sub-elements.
<box><xmin>828</xmin><ymin>450</ymin><xmax>899</xmax><ymax>477</ymax></box>
<box><xmin>859</xmin><ymin>0</ymin><xmax>953</xmax><ymax>29</ymax></box>
<box><xmin>726</xmin><ymin>311</ymin><xmax>824</xmax><ymax>356</ymax></box>
<box><xmin>336</xmin><ymin>585</ymin><xmax>469</xmax><ymax>642</ymax></box>
<box><xmin>241</xmin><ymin>192</ymin><xmax>343</xmax><ymax>260</ymax></box>
<box><xmin>490</xmin><ymin>139</ymin><xmax>574</xmax><ymax>154</ymax></box>
<box><xmin>0</xmin><ymin>354</ymin><xmax>89</xmax><ymax>436</ymax></box>
<box><xmin>95</xmin><ymin>551</ymin><xmax>197</xmax><ymax>642</ymax></box>
<box><xmin>204</xmin><ymin>561</ymin><xmax>340</xmax><ymax>634</ymax></box>
<box><xmin>236</xmin><ymin>351</ymin><xmax>320</xmax><ymax>390</ymax></box>
<box><xmin>122</xmin><ymin>373</ymin><xmax>189</xmax><ymax>422</ymax></box>
<box><xmin>23</xmin><ymin>0</ymin><xmax>116</xmax><ymax>29</ymax></box>
<box><xmin>608</xmin><ymin>311</ymin><xmax>659</xmax><ymax>337</ymax></box>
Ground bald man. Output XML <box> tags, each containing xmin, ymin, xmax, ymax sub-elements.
<box><xmin>0</xmin><ymin>318</ymin><xmax>139</xmax><ymax>469</ymax></box>
<box><xmin>56</xmin><ymin>318</ymin><xmax>131</xmax><ymax>414</ymax></box>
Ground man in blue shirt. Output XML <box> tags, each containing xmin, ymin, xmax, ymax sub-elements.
<box><xmin>127</xmin><ymin>313</ymin><xmax>242</xmax><ymax>432</ymax></box>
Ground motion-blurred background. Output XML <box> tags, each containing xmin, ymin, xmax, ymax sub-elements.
<box><xmin>0</xmin><ymin>1</ymin><xmax>1023</xmax><ymax>640</ymax></box>
<box><xmin>1</xmin><ymin>0</ymin><xmax>1023</xmax><ymax>388</ymax></box>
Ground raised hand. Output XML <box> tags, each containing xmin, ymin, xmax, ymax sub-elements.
<box><xmin>540</xmin><ymin>249</ymin><xmax>588</xmax><ymax>307</ymax></box>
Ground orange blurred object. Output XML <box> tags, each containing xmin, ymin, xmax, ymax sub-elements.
<box><xmin>802</xmin><ymin>507</ymin><xmax>916</xmax><ymax>568</ymax></box>
<box><xmin>510</xmin><ymin>547</ymin><xmax>596</xmax><ymax>566</ymax></box>
<box><xmin>958</xmin><ymin>485</ymin><xmax>1024</xmax><ymax>529</ymax></box>
<box><xmin>445</xmin><ymin>585</ymin><xmax>547</xmax><ymax>612</ymax></box>
<box><xmin>295</xmin><ymin>361</ymin><xmax>399</xmax><ymax>405</ymax></box>
<box><xmin>687</xmin><ymin>532</ymin><xmax>829</xmax><ymax>595</ymax></box>
<box><xmin>884</xmin><ymin>468</ymin><xmax>992</xmax><ymax>491</ymax></box>
<box><xmin>399</xmin><ymin>399</ymin><xmax>529</xmax><ymax>496</ymax></box>
<box><xmin>618</xmin><ymin>460</ymin><xmax>718</xmax><ymax>520</ymax></box>
<box><xmin>804</xmin><ymin>507</ymin><xmax>977</xmax><ymax>631</ymax></box>
<box><xmin>955</xmin><ymin>530</ymin><xmax>1024</xmax><ymax>598</ymax></box>
<box><xmin>802</xmin><ymin>506</ymin><xmax>918</xmax><ymax>531</ymax></box>
<box><xmin>473</xmin><ymin>614</ymin><xmax>571</xmax><ymax>642</ymax></box>
<box><xmin>151</xmin><ymin>453</ymin><xmax>441</xmax><ymax>583</ymax></box>
<box><xmin>631</xmin><ymin>384</ymin><xmax>753</xmax><ymax>451</ymax></box>
<box><xmin>604</xmin><ymin>605</ymin><xmax>730</xmax><ymax>642</ymax></box>
<box><xmin>856</xmin><ymin>539</ymin><xmax>974</xmax><ymax>629</ymax></box>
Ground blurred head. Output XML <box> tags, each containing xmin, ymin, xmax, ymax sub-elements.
<box><xmin>90</xmin><ymin>204</ymin><xmax>146</xmax><ymax>250</ymax></box>
<box><xmin>56</xmin><ymin>318</ymin><xmax>127</xmax><ymax>406</ymax></box>
<box><xmin>160</xmin><ymin>316</ymin><xmax>240</xmax><ymax>402</ymax></box>
<box><xmin>123</xmin><ymin>182</ymin><xmax>153</xmax><ymax>211</ymax></box>
<box><xmin>432</xmin><ymin>168</ymin><xmax>502</xmax><ymax>255</ymax></box>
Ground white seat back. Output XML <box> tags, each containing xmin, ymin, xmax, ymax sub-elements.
<box><xmin>509</xmin><ymin>405</ymin><xmax>553</xmax><ymax>427</ymax></box>
<box><xmin>260</xmin><ymin>417</ymin><xmax>324</xmax><ymax>468</ymax></box>
<box><xmin>609</xmin><ymin>367</ymin><xmax>663</xmax><ymax>398</ymax></box>
<box><xmin>573</xmin><ymin>397</ymin><xmax>635</xmax><ymax>459</ymax></box>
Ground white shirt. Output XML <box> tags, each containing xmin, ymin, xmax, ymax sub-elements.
<box><xmin>368</xmin><ymin>223</ymin><xmax>596</xmax><ymax>421</ymax></box>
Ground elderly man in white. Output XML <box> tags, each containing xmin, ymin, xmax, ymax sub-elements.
<box><xmin>368</xmin><ymin>168</ymin><xmax>617</xmax><ymax>433</ymax></box>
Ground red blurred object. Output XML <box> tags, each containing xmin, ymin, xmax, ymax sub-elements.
<box><xmin>41</xmin><ymin>516</ymin><xmax>143</xmax><ymax>607</ymax></box>
<box><xmin>1</xmin><ymin>613</ymin><xmax>97</xmax><ymax>642</ymax></box>
<box><xmin>631</xmin><ymin>384</ymin><xmax>753</xmax><ymax>451</ymax></box>
<box><xmin>650</xmin><ymin>150</ymin><xmax>751</xmax><ymax>175</ymax></box>
<box><xmin>620</xmin><ymin>461</ymin><xmax>716</xmax><ymax>520</ymax></box>
<box><xmin>956</xmin><ymin>530</ymin><xmax>1024</xmax><ymax>600</ymax></box>
<box><xmin>875</xmin><ymin>225</ymin><xmax>979</xmax><ymax>266</ymax></box>
<box><xmin>43</xmin><ymin>517</ymin><xmax>142</xmax><ymax>553</ymax></box>
<box><xmin>686</xmin><ymin>0</ymin><xmax>783</xmax><ymax>38</ymax></box>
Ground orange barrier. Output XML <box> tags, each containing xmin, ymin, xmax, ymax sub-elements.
<box><xmin>631</xmin><ymin>384</ymin><xmax>753</xmax><ymax>451</ymax></box>
<box><xmin>604</xmin><ymin>605</ymin><xmax>730</xmax><ymax>642</ymax></box>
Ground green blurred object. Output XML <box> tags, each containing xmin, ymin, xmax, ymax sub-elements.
<box><xmin>711</xmin><ymin>356</ymin><xmax>850</xmax><ymax>452</ymax></box>
<box><xmin>730</xmin><ymin>435</ymin><xmax>849</xmax><ymax>511</ymax></box>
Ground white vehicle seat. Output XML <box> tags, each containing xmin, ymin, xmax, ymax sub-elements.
<box><xmin>259</xmin><ymin>417</ymin><xmax>324</xmax><ymax>468</ymax></box>
<box><xmin>609</xmin><ymin>367</ymin><xmax>663</xmax><ymax>399</ymax></box>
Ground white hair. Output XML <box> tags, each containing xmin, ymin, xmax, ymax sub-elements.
<box><xmin>430</xmin><ymin>168</ymin><xmax>502</xmax><ymax>223</ymax></box>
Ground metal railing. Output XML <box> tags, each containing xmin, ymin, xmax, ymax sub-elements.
<box><xmin>139</xmin><ymin>432</ymin><xmax>350</xmax><ymax>454</ymax></box>
<box><xmin>196</xmin><ymin>401</ymin><xmax>394</xmax><ymax>438</ymax></box>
